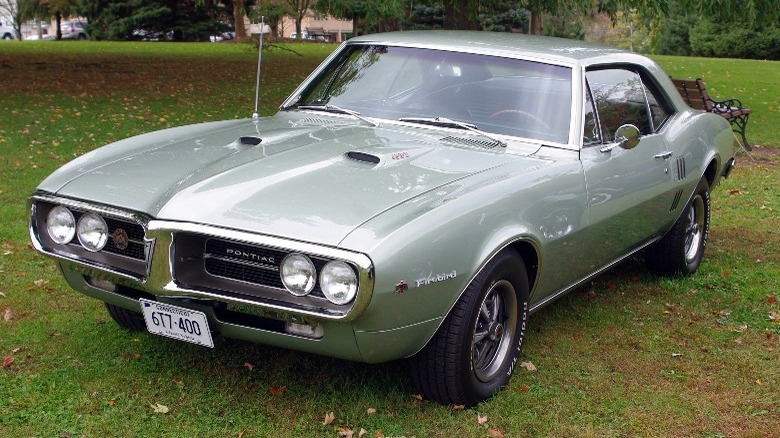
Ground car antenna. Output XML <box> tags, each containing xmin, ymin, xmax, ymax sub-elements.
<box><xmin>252</xmin><ymin>16</ymin><xmax>265</xmax><ymax>121</ymax></box>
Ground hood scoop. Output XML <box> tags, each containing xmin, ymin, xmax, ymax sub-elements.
<box><xmin>440</xmin><ymin>135</ymin><xmax>502</xmax><ymax>149</ymax></box>
<box><xmin>239</xmin><ymin>136</ymin><xmax>262</xmax><ymax>146</ymax></box>
<box><xmin>346</xmin><ymin>151</ymin><xmax>380</xmax><ymax>166</ymax></box>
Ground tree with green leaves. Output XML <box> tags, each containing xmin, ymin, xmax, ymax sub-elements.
<box><xmin>76</xmin><ymin>0</ymin><xmax>228</xmax><ymax>41</ymax></box>
<box><xmin>252</xmin><ymin>0</ymin><xmax>293</xmax><ymax>39</ymax></box>
<box><xmin>315</xmin><ymin>0</ymin><xmax>404</xmax><ymax>36</ymax></box>
<box><xmin>1</xmin><ymin>0</ymin><xmax>41</xmax><ymax>39</ymax></box>
<box><xmin>282</xmin><ymin>0</ymin><xmax>316</xmax><ymax>39</ymax></box>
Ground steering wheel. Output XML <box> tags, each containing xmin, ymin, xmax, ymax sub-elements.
<box><xmin>489</xmin><ymin>109</ymin><xmax>551</xmax><ymax>131</ymax></box>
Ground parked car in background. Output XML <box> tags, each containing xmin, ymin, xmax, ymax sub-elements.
<box><xmin>1</xmin><ymin>20</ymin><xmax>19</xmax><ymax>40</ymax></box>
<box><xmin>60</xmin><ymin>19</ymin><xmax>88</xmax><ymax>39</ymax></box>
<box><xmin>29</xmin><ymin>31</ymin><xmax>736</xmax><ymax>407</ymax></box>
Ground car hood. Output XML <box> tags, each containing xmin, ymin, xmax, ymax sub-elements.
<box><xmin>44</xmin><ymin>113</ymin><xmax>540</xmax><ymax>246</ymax></box>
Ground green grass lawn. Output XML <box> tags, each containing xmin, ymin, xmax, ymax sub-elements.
<box><xmin>1</xmin><ymin>40</ymin><xmax>778</xmax><ymax>437</ymax></box>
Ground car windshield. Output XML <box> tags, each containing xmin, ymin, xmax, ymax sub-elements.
<box><xmin>286</xmin><ymin>44</ymin><xmax>573</xmax><ymax>144</ymax></box>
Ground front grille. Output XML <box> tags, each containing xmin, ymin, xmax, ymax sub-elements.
<box><xmin>68</xmin><ymin>212</ymin><xmax>146</xmax><ymax>261</ymax></box>
<box><xmin>202</xmin><ymin>238</ymin><xmax>329</xmax><ymax>297</ymax></box>
<box><xmin>30</xmin><ymin>197</ymin><xmax>151</xmax><ymax>280</ymax></box>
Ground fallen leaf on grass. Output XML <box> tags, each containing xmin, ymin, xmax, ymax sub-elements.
<box><xmin>519</xmin><ymin>361</ymin><xmax>537</xmax><ymax>372</ymax></box>
<box><xmin>488</xmin><ymin>429</ymin><xmax>505</xmax><ymax>438</ymax></box>
<box><xmin>323</xmin><ymin>411</ymin><xmax>335</xmax><ymax>426</ymax></box>
<box><xmin>769</xmin><ymin>312</ymin><xmax>780</xmax><ymax>323</ymax></box>
<box><xmin>366</xmin><ymin>407</ymin><xmax>376</xmax><ymax>415</ymax></box>
<box><xmin>337</xmin><ymin>429</ymin><xmax>353</xmax><ymax>438</ymax></box>
<box><xmin>358</xmin><ymin>429</ymin><xmax>367</xmax><ymax>437</ymax></box>
<box><xmin>768</xmin><ymin>295</ymin><xmax>777</xmax><ymax>305</ymax></box>
<box><xmin>477</xmin><ymin>413</ymin><xmax>488</xmax><ymax>426</ymax></box>
<box><xmin>108</xmin><ymin>399</ymin><xmax>115</xmax><ymax>407</ymax></box>
<box><xmin>3</xmin><ymin>309</ymin><xmax>11</xmax><ymax>321</ymax></box>
<box><xmin>2</xmin><ymin>356</ymin><xmax>13</xmax><ymax>368</ymax></box>
<box><xmin>518</xmin><ymin>384</ymin><xmax>530</xmax><ymax>393</ymax></box>
<box><xmin>150</xmin><ymin>403</ymin><xmax>169</xmax><ymax>414</ymax></box>
<box><xmin>171</xmin><ymin>377</ymin><xmax>183</xmax><ymax>384</ymax></box>
<box><xmin>269</xmin><ymin>386</ymin><xmax>285</xmax><ymax>396</ymax></box>
<box><xmin>452</xmin><ymin>405</ymin><xmax>465</xmax><ymax>411</ymax></box>
<box><xmin>728</xmin><ymin>189</ymin><xmax>743</xmax><ymax>195</ymax></box>
<box><xmin>0</xmin><ymin>291</ymin><xmax>6</xmax><ymax>298</ymax></box>
<box><xmin>244</xmin><ymin>362</ymin><xmax>254</xmax><ymax>372</ymax></box>
<box><xmin>411</xmin><ymin>394</ymin><xmax>423</xmax><ymax>401</ymax></box>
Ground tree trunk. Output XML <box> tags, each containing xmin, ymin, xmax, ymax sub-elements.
<box><xmin>56</xmin><ymin>11</ymin><xmax>62</xmax><ymax>40</ymax></box>
<box><xmin>442</xmin><ymin>0</ymin><xmax>480</xmax><ymax>30</ymax></box>
<box><xmin>234</xmin><ymin>0</ymin><xmax>247</xmax><ymax>40</ymax></box>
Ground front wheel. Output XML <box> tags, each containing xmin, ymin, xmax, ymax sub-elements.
<box><xmin>646</xmin><ymin>177</ymin><xmax>710</xmax><ymax>276</ymax></box>
<box><xmin>410</xmin><ymin>250</ymin><xmax>529</xmax><ymax>407</ymax></box>
<box><xmin>105</xmin><ymin>303</ymin><xmax>147</xmax><ymax>331</ymax></box>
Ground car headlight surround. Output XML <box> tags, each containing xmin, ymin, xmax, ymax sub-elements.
<box><xmin>77</xmin><ymin>212</ymin><xmax>109</xmax><ymax>252</ymax></box>
<box><xmin>320</xmin><ymin>260</ymin><xmax>358</xmax><ymax>305</ymax></box>
<box><xmin>46</xmin><ymin>206</ymin><xmax>76</xmax><ymax>245</ymax></box>
<box><xmin>280</xmin><ymin>253</ymin><xmax>316</xmax><ymax>296</ymax></box>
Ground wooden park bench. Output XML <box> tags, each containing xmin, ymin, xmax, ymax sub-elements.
<box><xmin>671</xmin><ymin>78</ymin><xmax>752</xmax><ymax>150</ymax></box>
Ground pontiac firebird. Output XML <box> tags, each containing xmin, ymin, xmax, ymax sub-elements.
<box><xmin>29</xmin><ymin>31</ymin><xmax>736</xmax><ymax>406</ymax></box>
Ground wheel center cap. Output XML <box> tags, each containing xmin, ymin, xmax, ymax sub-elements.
<box><xmin>490</xmin><ymin>323</ymin><xmax>504</xmax><ymax>341</ymax></box>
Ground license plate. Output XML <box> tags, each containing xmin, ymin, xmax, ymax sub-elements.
<box><xmin>140</xmin><ymin>299</ymin><xmax>214</xmax><ymax>348</ymax></box>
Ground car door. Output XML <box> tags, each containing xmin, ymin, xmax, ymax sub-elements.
<box><xmin>580</xmin><ymin>67</ymin><xmax>676</xmax><ymax>269</ymax></box>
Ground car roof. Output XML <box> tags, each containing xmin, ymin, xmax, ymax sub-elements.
<box><xmin>348</xmin><ymin>31</ymin><xmax>651</xmax><ymax>68</ymax></box>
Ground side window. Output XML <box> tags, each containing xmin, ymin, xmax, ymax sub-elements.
<box><xmin>586</xmin><ymin>68</ymin><xmax>650</xmax><ymax>142</ymax></box>
<box><xmin>646</xmin><ymin>86</ymin><xmax>670</xmax><ymax>130</ymax></box>
<box><xmin>583</xmin><ymin>82</ymin><xmax>601</xmax><ymax>145</ymax></box>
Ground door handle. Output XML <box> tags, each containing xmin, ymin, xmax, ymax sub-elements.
<box><xmin>654</xmin><ymin>151</ymin><xmax>673</xmax><ymax>159</ymax></box>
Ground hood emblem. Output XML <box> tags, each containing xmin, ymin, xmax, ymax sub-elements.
<box><xmin>113</xmin><ymin>228</ymin><xmax>129</xmax><ymax>250</ymax></box>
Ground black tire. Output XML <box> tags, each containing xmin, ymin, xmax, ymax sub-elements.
<box><xmin>2</xmin><ymin>34</ymin><xmax>12</xmax><ymax>40</ymax></box>
<box><xmin>77</xmin><ymin>33</ymin><xmax>87</xmax><ymax>40</ymax></box>
<box><xmin>105</xmin><ymin>303</ymin><xmax>147</xmax><ymax>331</ymax></box>
<box><xmin>410</xmin><ymin>250</ymin><xmax>529</xmax><ymax>407</ymax></box>
<box><xmin>646</xmin><ymin>178</ymin><xmax>710</xmax><ymax>276</ymax></box>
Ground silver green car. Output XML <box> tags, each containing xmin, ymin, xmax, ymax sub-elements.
<box><xmin>29</xmin><ymin>31</ymin><xmax>736</xmax><ymax>406</ymax></box>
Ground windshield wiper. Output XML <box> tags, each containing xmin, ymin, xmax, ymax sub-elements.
<box><xmin>297</xmin><ymin>104</ymin><xmax>379</xmax><ymax>127</ymax></box>
<box><xmin>398</xmin><ymin>117</ymin><xmax>506</xmax><ymax>147</ymax></box>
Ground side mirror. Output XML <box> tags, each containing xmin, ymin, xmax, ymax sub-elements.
<box><xmin>614</xmin><ymin>124</ymin><xmax>641</xmax><ymax>150</ymax></box>
<box><xmin>600</xmin><ymin>124</ymin><xmax>641</xmax><ymax>153</ymax></box>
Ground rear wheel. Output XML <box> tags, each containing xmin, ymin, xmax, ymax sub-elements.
<box><xmin>646</xmin><ymin>178</ymin><xmax>710</xmax><ymax>276</ymax></box>
<box><xmin>105</xmin><ymin>303</ymin><xmax>146</xmax><ymax>331</ymax></box>
<box><xmin>411</xmin><ymin>250</ymin><xmax>529</xmax><ymax>407</ymax></box>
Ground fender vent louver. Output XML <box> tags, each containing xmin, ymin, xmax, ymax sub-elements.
<box><xmin>676</xmin><ymin>156</ymin><xmax>686</xmax><ymax>181</ymax></box>
<box><xmin>670</xmin><ymin>189</ymin><xmax>684</xmax><ymax>212</ymax></box>
<box><xmin>239</xmin><ymin>136</ymin><xmax>262</xmax><ymax>146</ymax></box>
<box><xmin>440</xmin><ymin>135</ymin><xmax>500</xmax><ymax>149</ymax></box>
<box><xmin>346</xmin><ymin>151</ymin><xmax>380</xmax><ymax>165</ymax></box>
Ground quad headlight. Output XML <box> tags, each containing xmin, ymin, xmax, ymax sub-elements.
<box><xmin>320</xmin><ymin>261</ymin><xmax>357</xmax><ymax>305</ymax></box>
<box><xmin>46</xmin><ymin>206</ymin><xmax>76</xmax><ymax>244</ymax></box>
<box><xmin>77</xmin><ymin>212</ymin><xmax>109</xmax><ymax>252</ymax></box>
<box><xmin>280</xmin><ymin>253</ymin><xmax>316</xmax><ymax>296</ymax></box>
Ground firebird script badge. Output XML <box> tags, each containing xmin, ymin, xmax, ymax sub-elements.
<box><xmin>416</xmin><ymin>271</ymin><xmax>457</xmax><ymax>288</ymax></box>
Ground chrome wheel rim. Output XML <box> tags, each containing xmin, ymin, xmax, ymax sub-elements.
<box><xmin>472</xmin><ymin>280</ymin><xmax>517</xmax><ymax>383</ymax></box>
<box><xmin>684</xmin><ymin>195</ymin><xmax>705</xmax><ymax>264</ymax></box>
